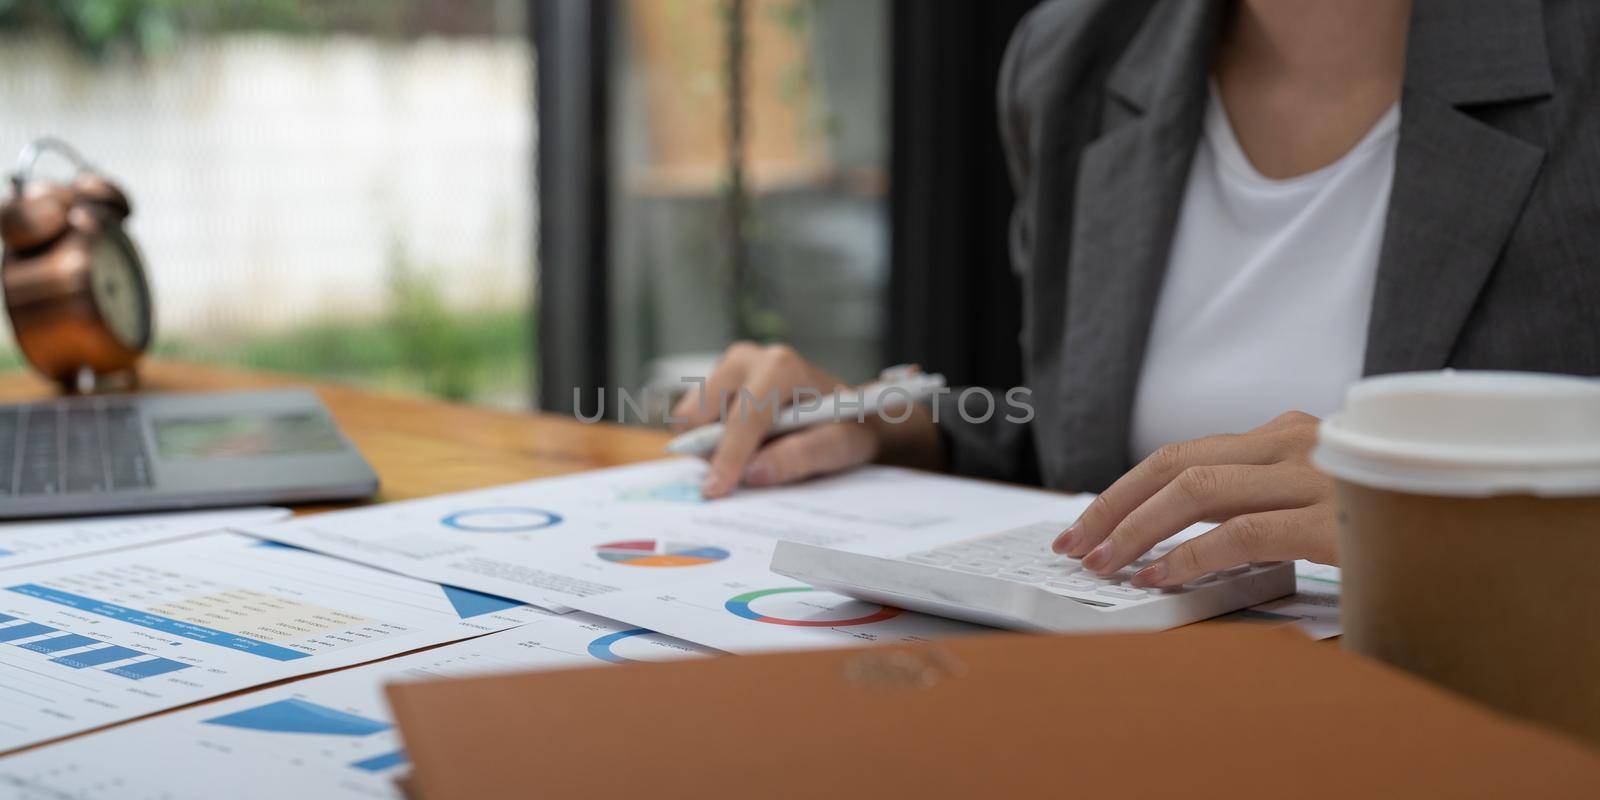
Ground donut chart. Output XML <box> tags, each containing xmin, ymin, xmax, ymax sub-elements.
<box><xmin>586</xmin><ymin>628</ymin><xmax>652</xmax><ymax>663</ymax></box>
<box><xmin>439</xmin><ymin>507</ymin><xmax>563</xmax><ymax>532</ymax></box>
<box><xmin>724</xmin><ymin>587</ymin><xmax>903</xmax><ymax>627</ymax></box>
<box><xmin>595</xmin><ymin>540</ymin><xmax>730</xmax><ymax>567</ymax></box>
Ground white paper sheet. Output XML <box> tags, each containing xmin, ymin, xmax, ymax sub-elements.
<box><xmin>238</xmin><ymin>458</ymin><xmax>1084</xmax><ymax>612</ymax></box>
<box><xmin>574</xmin><ymin>566</ymin><xmax>989</xmax><ymax>654</ymax></box>
<box><xmin>0</xmin><ymin>532</ymin><xmax>551</xmax><ymax>753</ymax></box>
<box><xmin>0</xmin><ymin>613</ymin><xmax>711</xmax><ymax>799</ymax></box>
<box><xmin>1244</xmin><ymin>561</ymin><xmax>1342</xmax><ymax>640</ymax></box>
<box><xmin>0</xmin><ymin>507</ymin><xmax>290</xmax><ymax>570</ymax></box>
<box><xmin>1156</xmin><ymin>529</ymin><xmax>1343</xmax><ymax>640</ymax></box>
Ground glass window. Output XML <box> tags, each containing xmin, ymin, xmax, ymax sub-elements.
<box><xmin>609</xmin><ymin>0</ymin><xmax>889</xmax><ymax>404</ymax></box>
<box><xmin>0</xmin><ymin>1</ymin><xmax>535</xmax><ymax>407</ymax></box>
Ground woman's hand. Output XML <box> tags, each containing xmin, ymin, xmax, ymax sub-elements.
<box><xmin>674</xmin><ymin>342</ymin><xmax>942</xmax><ymax>499</ymax></box>
<box><xmin>1051</xmin><ymin>411</ymin><xmax>1337</xmax><ymax>588</ymax></box>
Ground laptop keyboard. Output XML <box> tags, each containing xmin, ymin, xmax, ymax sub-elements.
<box><xmin>0</xmin><ymin>401</ymin><xmax>153</xmax><ymax>497</ymax></box>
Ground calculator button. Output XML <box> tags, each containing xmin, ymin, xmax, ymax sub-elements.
<box><xmin>1047</xmin><ymin>578</ymin><xmax>1097</xmax><ymax>591</ymax></box>
<box><xmin>952</xmin><ymin>561</ymin><xmax>998</xmax><ymax>575</ymax></box>
<box><xmin>1097</xmin><ymin>586</ymin><xmax>1148</xmax><ymax>600</ymax></box>
<box><xmin>946</xmin><ymin>544</ymin><xmax>998</xmax><ymax>557</ymax></box>
<box><xmin>1035</xmin><ymin>560</ymin><xmax>1081</xmax><ymax>575</ymax></box>
<box><xmin>986</xmin><ymin>552</ymin><xmax>1033</xmax><ymax>566</ymax></box>
<box><xmin>998</xmin><ymin>568</ymin><xmax>1048</xmax><ymax>583</ymax></box>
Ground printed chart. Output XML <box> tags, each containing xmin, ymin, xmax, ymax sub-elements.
<box><xmin>614</xmin><ymin>478</ymin><xmax>704</xmax><ymax>504</ymax></box>
<box><xmin>440</xmin><ymin>508</ymin><xmax>563</xmax><ymax>533</ymax></box>
<box><xmin>0</xmin><ymin>615</ymin><xmax>712</xmax><ymax>800</ymax></box>
<box><xmin>724</xmin><ymin>587</ymin><xmax>903</xmax><ymax>627</ymax></box>
<box><xmin>595</xmin><ymin>540</ymin><xmax>731</xmax><ymax>568</ymax></box>
<box><xmin>0</xmin><ymin>533</ymin><xmax>548</xmax><ymax>753</ymax></box>
<box><xmin>575</xmin><ymin>570</ymin><xmax>987</xmax><ymax>654</ymax></box>
<box><xmin>584</xmin><ymin>626</ymin><xmax>709</xmax><ymax>663</ymax></box>
<box><xmin>239</xmin><ymin>458</ymin><xmax>1089</xmax><ymax>612</ymax></box>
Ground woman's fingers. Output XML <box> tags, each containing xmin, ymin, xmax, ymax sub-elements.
<box><xmin>742</xmin><ymin>424</ymin><xmax>878</xmax><ymax>488</ymax></box>
<box><xmin>702</xmin><ymin>355</ymin><xmax>798</xmax><ymax>497</ymax></box>
<box><xmin>1055</xmin><ymin>433</ymin><xmax>1290</xmax><ymax>557</ymax></box>
<box><xmin>701</xmin><ymin>345</ymin><xmax>844</xmax><ymax>499</ymax></box>
<box><xmin>1080</xmin><ymin>463</ymin><xmax>1325</xmax><ymax>575</ymax></box>
<box><xmin>671</xmin><ymin>341</ymin><xmax>758</xmax><ymax>429</ymax></box>
<box><xmin>1131</xmin><ymin>505</ymin><xmax>1335</xmax><ymax>588</ymax></box>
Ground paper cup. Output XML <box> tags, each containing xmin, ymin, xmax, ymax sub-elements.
<box><xmin>1314</xmin><ymin>371</ymin><xmax>1600</xmax><ymax>745</ymax></box>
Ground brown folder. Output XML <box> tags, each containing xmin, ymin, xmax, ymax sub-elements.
<box><xmin>386</xmin><ymin>627</ymin><xmax>1600</xmax><ymax>799</ymax></box>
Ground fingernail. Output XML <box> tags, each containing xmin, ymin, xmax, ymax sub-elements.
<box><xmin>744</xmin><ymin>460</ymin><xmax>773</xmax><ymax>487</ymax></box>
<box><xmin>1132</xmin><ymin>562</ymin><xmax>1167</xmax><ymax>588</ymax></box>
<box><xmin>1083</xmin><ymin>539</ymin><xmax>1113</xmax><ymax>572</ymax></box>
<box><xmin>701</xmin><ymin>472</ymin><xmax>728</xmax><ymax>498</ymax></box>
<box><xmin>1052</xmin><ymin>524</ymin><xmax>1079</xmax><ymax>554</ymax></box>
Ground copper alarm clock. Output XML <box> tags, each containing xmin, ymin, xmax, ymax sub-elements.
<box><xmin>0</xmin><ymin>138</ymin><xmax>153</xmax><ymax>393</ymax></box>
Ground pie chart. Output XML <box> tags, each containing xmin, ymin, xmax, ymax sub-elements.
<box><xmin>439</xmin><ymin>507</ymin><xmax>562</xmax><ymax>532</ymax></box>
<box><xmin>725</xmin><ymin>586</ymin><xmax>904</xmax><ymax>627</ymax></box>
<box><xmin>586</xmin><ymin>628</ymin><xmax>652</xmax><ymax>663</ymax></box>
<box><xmin>595</xmin><ymin>540</ymin><xmax>730</xmax><ymax>567</ymax></box>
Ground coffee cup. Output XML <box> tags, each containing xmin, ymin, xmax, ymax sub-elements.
<box><xmin>1313</xmin><ymin>370</ymin><xmax>1600</xmax><ymax>745</ymax></box>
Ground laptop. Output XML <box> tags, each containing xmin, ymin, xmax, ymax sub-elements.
<box><xmin>0</xmin><ymin>389</ymin><xmax>378</xmax><ymax>519</ymax></box>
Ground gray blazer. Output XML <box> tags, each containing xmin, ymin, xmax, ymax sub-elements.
<box><xmin>937</xmin><ymin>0</ymin><xmax>1600</xmax><ymax>493</ymax></box>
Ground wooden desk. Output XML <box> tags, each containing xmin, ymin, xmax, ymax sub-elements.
<box><xmin>4</xmin><ymin>362</ymin><xmax>1598</xmax><ymax>783</ymax></box>
<box><xmin>0</xmin><ymin>360</ymin><xmax>671</xmax><ymax>509</ymax></box>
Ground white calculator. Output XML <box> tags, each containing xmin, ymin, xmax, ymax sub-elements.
<box><xmin>770</xmin><ymin>521</ymin><xmax>1295</xmax><ymax>633</ymax></box>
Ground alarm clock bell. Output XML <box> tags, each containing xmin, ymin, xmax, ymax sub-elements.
<box><xmin>0</xmin><ymin>138</ymin><xmax>153</xmax><ymax>394</ymax></box>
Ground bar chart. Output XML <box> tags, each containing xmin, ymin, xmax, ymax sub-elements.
<box><xmin>7</xmin><ymin>559</ymin><xmax>407</xmax><ymax>661</ymax></box>
<box><xmin>0</xmin><ymin>533</ymin><xmax>549</xmax><ymax>754</ymax></box>
<box><xmin>0</xmin><ymin>612</ymin><xmax>191</xmax><ymax>681</ymax></box>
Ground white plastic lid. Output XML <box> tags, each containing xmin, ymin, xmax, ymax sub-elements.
<box><xmin>1313</xmin><ymin>371</ymin><xmax>1600</xmax><ymax>497</ymax></box>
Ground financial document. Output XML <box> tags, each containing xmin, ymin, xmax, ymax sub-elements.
<box><xmin>0</xmin><ymin>533</ymin><xmax>550</xmax><ymax>753</ymax></box>
<box><xmin>1154</xmin><ymin>527</ymin><xmax>1342</xmax><ymax>639</ymax></box>
<box><xmin>574</xmin><ymin>567</ymin><xmax>988</xmax><ymax>654</ymax></box>
<box><xmin>0</xmin><ymin>507</ymin><xmax>290</xmax><ymax>570</ymax></box>
<box><xmin>239</xmin><ymin>458</ymin><xmax>1080</xmax><ymax>612</ymax></box>
<box><xmin>0</xmin><ymin>613</ymin><xmax>711</xmax><ymax>800</ymax></box>
<box><xmin>1243</xmin><ymin>561</ymin><xmax>1342</xmax><ymax>640</ymax></box>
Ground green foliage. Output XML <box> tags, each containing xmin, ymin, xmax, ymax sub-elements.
<box><xmin>152</xmin><ymin>259</ymin><xmax>532</xmax><ymax>406</ymax></box>
<box><xmin>0</xmin><ymin>0</ymin><xmax>288</xmax><ymax>56</ymax></box>
<box><xmin>385</xmin><ymin>258</ymin><xmax>475</xmax><ymax>402</ymax></box>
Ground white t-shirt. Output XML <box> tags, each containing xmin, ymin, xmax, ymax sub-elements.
<box><xmin>1127</xmin><ymin>86</ymin><xmax>1400</xmax><ymax>463</ymax></box>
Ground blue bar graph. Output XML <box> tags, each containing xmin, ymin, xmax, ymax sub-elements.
<box><xmin>106</xmin><ymin>658</ymin><xmax>192</xmax><ymax>680</ymax></box>
<box><xmin>0</xmin><ymin>622</ymin><xmax>56</xmax><ymax>642</ymax></box>
<box><xmin>6</xmin><ymin>584</ymin><xmax>310</xmax><ymax>661</ymax></box>
<box><xmin>18</xmin><ymin>633</ymin><xmax>99</xmax><ymax>653</ymax></box>
<box><xmin>350</xmin><ymin>750</ymin><xmax>408</xmax><ymax>772</ymax></box>
<box><xmin>51</xmin><ymin>645</ymin><xmax>145</xmax><ymax>668</ymax></box>
<box><xmin>0</xmin><ymin>612</ymin><xmax>14</xmax><ymax>622</ymax></box>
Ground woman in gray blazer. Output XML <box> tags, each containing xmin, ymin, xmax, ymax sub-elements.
<box><xmin>676</xmin><ymin>0</ymin><xmax>1599</xmax><ymax>588</ymax></box>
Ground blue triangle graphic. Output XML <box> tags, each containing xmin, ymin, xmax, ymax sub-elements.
<box><xmin>441</xmin><ymin>585</ymin><xmax>524</xmax><ymax>618</ymax></box>
<box><xmin>250</xmin><ymin>539</ymin><xmax>305</xmax><ymax>551</ymax></box>
<box><xmin>204</xmin><ymin>698</ymin><xmax>390</xmax><ymax>736</ymax></box>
